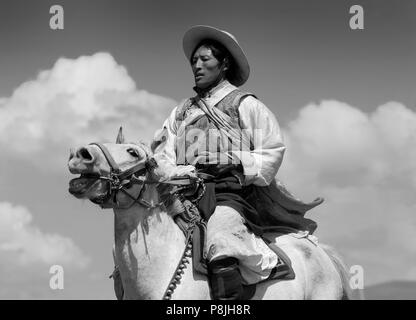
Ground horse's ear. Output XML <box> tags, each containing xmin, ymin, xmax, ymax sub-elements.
<box><xmin>116</xmin><ymin>126</ymin><xmax>125</xmax><ymax>144</ymax></box>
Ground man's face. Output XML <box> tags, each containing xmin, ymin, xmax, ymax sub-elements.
<box><xmin>191</xmin><ymin>46</ymin><xmax>224</xmax><ymax>89</ymax></box>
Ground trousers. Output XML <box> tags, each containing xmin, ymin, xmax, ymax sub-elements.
<box><xmin>206</xmin><ymin>205</ymin><xmax>278</xmax><ymax>285</ymax></box>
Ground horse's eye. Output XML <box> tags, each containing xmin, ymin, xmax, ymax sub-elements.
<box><xmin>127</xmin><ymin>148</ymin><xmax>139</xmax><ymax>158</ymax></box>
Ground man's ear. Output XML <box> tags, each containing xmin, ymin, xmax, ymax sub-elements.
<box><xmin>222</xmin><ymin>57</ymin><xmax>230</xmax><ymax>71</ymax></box>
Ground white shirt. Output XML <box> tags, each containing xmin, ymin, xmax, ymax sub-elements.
<box><xmin>153</xmin><ymin>80</ymin><xmax>286</xmax><ymax>186</ymax></box>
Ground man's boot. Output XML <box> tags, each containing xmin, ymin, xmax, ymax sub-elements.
<box><xmin>208</xmin><ymin>257</ymin><xmax>244</xmax><ymax>300</ymax></box>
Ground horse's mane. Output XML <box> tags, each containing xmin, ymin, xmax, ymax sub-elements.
<box><xmin>135</xmin><ymin>140</ymin><xmax>152</xmax><ymax>158</ymax></box>
<box><xmin>134</xmin><ymin>140</ymin><xmax>186</xmax><ymax>217</ymax></box>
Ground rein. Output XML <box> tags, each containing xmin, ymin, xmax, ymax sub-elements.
<box><xmin>89</xmin><ymin>142</ymin><xmax>206</xmax><ymax>299</ymax></box>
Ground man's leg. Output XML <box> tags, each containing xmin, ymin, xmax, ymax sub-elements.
<box><xmin>206</xmin><ymin>205</ymin><xmax>278</xmax><ymax>299</ymax></box>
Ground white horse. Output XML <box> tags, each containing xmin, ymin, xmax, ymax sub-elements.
<box><xmin>67</xmin><ymin>132</ymin><xmax>352</xmax><ymax>300</ymax></box>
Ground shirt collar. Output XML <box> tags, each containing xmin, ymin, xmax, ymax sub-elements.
<box><xmin>193</xmin><ymin>80</ymin><xmax>237</xmax><ymax>107</ymax></box>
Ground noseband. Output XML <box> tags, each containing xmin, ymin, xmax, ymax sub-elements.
<box><xmin>89</xmin><ymin>142</ymin><xmax>162</xmax><ymax>210</ymax></box>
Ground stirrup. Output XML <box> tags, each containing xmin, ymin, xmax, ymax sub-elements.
<box><xmin>208</xmin><ymin>257</ymin><xmax>244</xmax><ymax>300</ymax></box>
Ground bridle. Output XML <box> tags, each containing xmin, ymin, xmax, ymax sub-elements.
<box><xmin>89</xmin><ymin>142</ymin><xmax>163</xmax><ymax>210</ymax></box>
<box><xmin>89</xmin><ymin>142</ymin><xmax>208</xmax><ymax>300</ymax></box>
<box><xmin>89</xmin><ymin>142</ymin><xmax>207</xmax><ymax>210</ymax></box>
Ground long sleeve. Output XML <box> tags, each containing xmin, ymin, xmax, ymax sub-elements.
<box><xmin>152</xmin><ymin>107</ymin><xmax>177</xmax><ymax>166</ymax></box>
<box><xmin>152</xmin><ymin>105</ymin><xmax>197</xmax><ymax>178</ymax></box>
<box><xmin>232</xmin><ymin>96</ymin><xmax>286</xmax><ymax>186</ymax></box>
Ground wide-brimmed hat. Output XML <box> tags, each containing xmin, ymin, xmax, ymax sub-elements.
<box><xmin>182</xmin><ymin>25</ymin><xmax>250</xmax><ymax>87</ymax></box>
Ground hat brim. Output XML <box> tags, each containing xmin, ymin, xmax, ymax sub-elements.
<box><xmin>183</xmin><ymin>25</ymin><xmax>250</xmax><ymax>87</ymax></box>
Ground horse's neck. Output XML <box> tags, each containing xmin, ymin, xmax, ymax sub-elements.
<box><xmin>113</xmin><ymin>184</ymin><xmax>187</xmax><ymax>299</ymax></box>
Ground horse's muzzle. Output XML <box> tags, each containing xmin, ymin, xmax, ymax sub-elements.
<box><xmin>68</xmin><ymin>174</ymin><xmax>102</xmax><ymax>198</ymax></box>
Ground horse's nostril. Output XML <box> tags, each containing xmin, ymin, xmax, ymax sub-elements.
<box><xmin>77</xmin><ymin>147</ymin><xmax>94</xmax><ymax>162</ymax></box>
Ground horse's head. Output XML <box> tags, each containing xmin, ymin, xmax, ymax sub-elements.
<box><xmin>68</xmin><ymin>128</ymin><xmax>156</xmax><ymax>209</ymax></box>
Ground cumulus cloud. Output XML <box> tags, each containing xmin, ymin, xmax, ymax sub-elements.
<box><xmin>278</xmin><ymin>100</ymin><xmax>416</xmax><ymax>285</ymax></box>
<box><xmin>0</xmin><ymin>201</ymin><xmax>89</xmax><ymax>268</ymax></box>
<box><xmin>0</xmin><ymin>201</ymin><xmax>92</xmax><ymax>299</ymax></box>
<box><xmin>0</xmin><ymin>52</ymin><xmax>176</xmax><ymax>167</ymax></box>
<box><xmin>0</xmin><ymin>52</ymin><xmax>176</xmax><ymax>298</ymax></box>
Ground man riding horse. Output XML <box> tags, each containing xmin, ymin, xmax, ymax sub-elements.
<box><xmin>152</xmin><ymin>25</ymin><xmax>321</xmax><ymax>300</ymax></box>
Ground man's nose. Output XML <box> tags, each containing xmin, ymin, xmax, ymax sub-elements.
<box><xmin>194</xmin><ymin>58</ymin><xmax>203</xmax><ymax>69</ymax></box>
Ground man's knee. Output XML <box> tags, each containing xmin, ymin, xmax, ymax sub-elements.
<box><xmin>207</xmin><ymin>205</ymin><xmax>245</xmax><ymax>230</ymax></box>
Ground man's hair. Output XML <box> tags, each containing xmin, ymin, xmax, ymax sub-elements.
<box><xmin>191</xmin><ymin>39</ymin><xmax>236</xmax><ymax>82</ymax></box>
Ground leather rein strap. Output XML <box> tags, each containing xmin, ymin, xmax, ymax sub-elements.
<box><xmin>88</xmin><ymin>142</ymin><xmax>200</xmax><ymax>209</ymax></box>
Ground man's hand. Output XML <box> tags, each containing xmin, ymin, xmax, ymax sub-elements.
<box><xmin>171</xmin><ymin>165</ymin><xmax>197</xmax><ymax>179</ymax></box>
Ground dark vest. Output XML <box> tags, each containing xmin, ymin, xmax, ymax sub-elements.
<box><xmin>174</xmin><ymin>89</ymin><xmax>256</xmax><ymax>166</ymax></box>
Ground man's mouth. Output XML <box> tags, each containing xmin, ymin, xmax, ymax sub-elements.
<box><xmin>68</xmin><ymin>173</ymin><xmax>102</xmax><ymax>197</ymax></box>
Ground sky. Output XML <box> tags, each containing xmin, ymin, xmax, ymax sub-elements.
<box><xmin>0</xmin><ymin>0</ymin><xmax>415</xmax><ymax>299</ymax></box>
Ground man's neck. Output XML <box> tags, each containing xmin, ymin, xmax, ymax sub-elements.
<box><xmin>193</xmin><ymin>79</ymin><xmax>229</xmax><ymax>98</ymax></box>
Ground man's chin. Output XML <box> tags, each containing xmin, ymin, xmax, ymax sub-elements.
<box><xmin>195</xmin><ymin>80</ymin><xmax>208</xmax><ymax>89</ymax></box>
